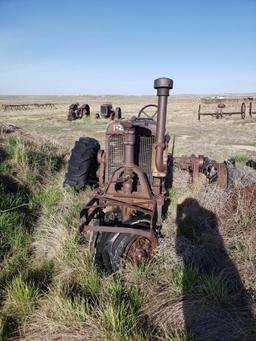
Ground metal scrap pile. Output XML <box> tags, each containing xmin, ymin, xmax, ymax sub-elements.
<box><xmin>173</xmin><ymin>154</ymin><xmax>236</xmax><ymax>189</ymax></box>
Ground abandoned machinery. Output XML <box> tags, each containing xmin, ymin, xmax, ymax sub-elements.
<box><xmin>198</xmin><ymin>97</ymin><xmax>256</xmax><ymax>120</ymax></box>
<box><xmin>96</xmin><ymin>103</ymin><xmax>122</xmax><ymax>120</ymax></box>
<box><xmin>67</xmin><ymin>103</ymin><xmax>122</xmax><ymax>121</ymax></box>
<box><xmin>1</xmin><ymin>103</ymin><xmax>56</xmax><ymax>111</ymax></box>
<box><xmin>64</xmin><ymin>78</ymin><xmax>236</xmax><ymax>272</ymax></box>
<box><xmin>246</xmin><ymin>160</ymin><xmax>256</xmax><ymax>170</ymax></box>
<box><xmin>173</xmin><ymin>155</ymin><xmax>236</xmax><ymax>189</ymax></box>
<box><xmin>67</xmin><ymin>103</ymin><xmax>90</xmax><ymax>121</ymax></box>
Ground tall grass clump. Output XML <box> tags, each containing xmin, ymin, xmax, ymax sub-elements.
<box><xmin>233</xmin><ymin>153</ymin><xmax>251</xmax><ymax>163</ymax></box>
<box><xmin>198</xmin><ymin>273</ymin><xmax>236</xmax><ymax>306</ymax></box>
<box><xmin>96</xmin><ymin>276</ymin><xmax>144</xmax><ymax>341</ymax></box>
<box><xmin>0</xmin><ymin>130</ymin><xmax>66</xmax><ymax>339</ymax></box>
<box><xmin>168</xmin><ymin>263</ymin><xmax>199</xmax><ymax>297</ymax></box>
<box><xmin>4</xmin><ymin>275</ymin><xmax>40</xmax><ymax>319</ymax></box>
<box><xmin>4</xmin><ymin>135</ymin><xmax>65</xmax><ymax>187</ymax></box>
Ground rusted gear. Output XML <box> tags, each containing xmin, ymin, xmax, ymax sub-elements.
<box><xmin>124</xmin><ymin>235</ymin><xmax>158</xmax><ymax>263</ymax></box>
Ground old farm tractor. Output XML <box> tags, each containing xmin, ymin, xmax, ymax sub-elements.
<box><xmin>64</xmin><ymin>78</ymin><xmax>172</xmax><ymax>271</ymax></box>
<box><xmin>64</xmin><ymin>78</ymin><xmax>235</xmax><ymax>272</ymax></box>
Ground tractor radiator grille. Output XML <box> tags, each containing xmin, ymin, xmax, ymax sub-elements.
<box><xmin>138</xmin><ymin>135</ymin><xmax>155</xmax><ymax>183</ymax></box>
<box><xmin>108</xmin><ymin>135</ymin><xmax>124</xmax><ymax>180</ymax></box>
<box><xmin>107</xmin><ymin>134</ymin><xmax>155</xmax><ymax>183</ymax></box>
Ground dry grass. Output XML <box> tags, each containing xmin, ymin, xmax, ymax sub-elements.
<box><xmin>1</xmin><ymin>93</ymin><xmax>256</xmax><ymax>160</ymax></box>
<box><xmin>1</xmin><ymin>93</ymin><xmax>256</xmax><ymax>340</ymax></box>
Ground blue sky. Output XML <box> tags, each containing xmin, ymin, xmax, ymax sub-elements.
<box><xmin>0</xmin><ymin>0</ymin><xmax>255</xmax><ymax>95</ymax></box>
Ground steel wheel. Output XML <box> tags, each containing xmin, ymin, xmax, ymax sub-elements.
<box><xmin>241</xmin><ymin>102</ymin><xmax>246</xmax><ymax>119</ymax></box>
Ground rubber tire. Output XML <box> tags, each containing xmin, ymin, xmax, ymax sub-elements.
<box><xmin>64</xmin><ymin>137</ymin><xmax>100</xmax><ymax>191</ymax></box>
<box><xmin>93</xmin><ymin>232</ymin><xmax>135</xmax><ymax>273</ymax></box>
<box><xmin>115</xmin><ymin>107</ymin><xmax>122</xmax><ymax>119</ymax></box>
<box><xmin>225</xmin><ymin>159</ymin><xmax>237</xmax><ymax>188</ymax></box>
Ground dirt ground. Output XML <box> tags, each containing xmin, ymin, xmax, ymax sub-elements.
<box><xmin>1</xmin><ymin>94</ymin><xmax>256</xmax><ymax>161</ymax></box>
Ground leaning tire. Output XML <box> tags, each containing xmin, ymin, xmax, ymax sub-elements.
<box><xmin>64</xmin><ymin>137</ymin><xmax>100</xmax><ymax>191</ymax></box>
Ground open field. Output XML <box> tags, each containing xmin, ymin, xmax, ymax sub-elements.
<box><xmin>0</xmin><ymin>94</ymin><xmax>256</xmax><ymax>340</ymax></box>
<box><xmin>1</xmin><ymin>94</ymin><xmax>256</xmax><ymax>160</ymax></box>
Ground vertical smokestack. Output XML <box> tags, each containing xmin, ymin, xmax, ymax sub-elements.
<box><xmin>154</xmin><ymin>77</ymin><xmax>173</xmax><ymax>173</ymax></box>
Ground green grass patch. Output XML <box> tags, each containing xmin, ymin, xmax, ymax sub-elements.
<box><xmin>4</xmin><ymin>275</ymin><xmax>40</xmax><ymax>319</ymax></box>
<box><xmin>198</xmin><ymin>273</ymin><xmax>236</xmax><ymax>306</ymax></box>
<box><xmin>233</xmin><ymin>153</ymin><xmax>251</xmax><ymax>163</ymax></box>
<box><xmin>168</xmin><ymin>264</ymin><xmax>199</xmax><ymax>297</ymax></box>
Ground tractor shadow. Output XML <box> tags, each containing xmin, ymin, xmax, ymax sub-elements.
<box><xmin>175</xmin><ymin>198</ymin><xmax>255</xmax><ymax>340</ymax></box>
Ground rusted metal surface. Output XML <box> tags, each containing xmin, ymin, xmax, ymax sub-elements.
<box><xmin>249</xmin><ymin>102</ymin><xmax>256</xmax><ymax>118</ymax></box>
<box><xmin>173</xmin><ymin>154</ymin><xmax>232</xmax><ymax>189</ymax></box>
<box><xmin>100</xmin><ymin>103</ymin><xmax>122</xmax><ymax>120</ymax></box>
<box><xmin>80</xmin><ymin>78</ymin><xmax>173</xmax><ymax>249</ymax></box>
<box><xmin>80</xmin><ymin>224</ymin><xmax>156</xmax><ymax>239</ymax></box>
<box><xmin>67</xmin><ymin>103</ymin><xmax>90</xmax><ymax>121</ymax></box>
<box><xmin>1</xmin><ymin>103</ymin><xmax>56</xmax><ymax>111</ymax></box>
<box><xmin>124</xmin><ymin>235</ymin><xmax>158</xmax><ymax>262</ymax></box>
<box><xmin>198</xmin><ymin>101</ymin><xmax>246</xmax><ymax>120</ymax></box>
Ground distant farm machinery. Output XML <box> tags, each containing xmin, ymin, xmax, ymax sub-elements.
<box><xmin>1</xmin><ymin>103</ymin><xmax>56</xmax><ymax>111</ymax></box>
<box><xmin>96</xmin><ymin>103</ymin><xmax>122</xmax><ymax>120</ymax></box>
<box><xmin>67</xmin><ymin>103</ymin><xmax>90</xmax><ymax>121</ymax></box>
<box><xmin>198</xmin><ymin>96</ymin><xmax>256</xmax><ymax>120</ymax></box>
<box><xmin>67</xmin><ymin>103</ymin><xmax>122</xmax><ymax>121</ymax></box>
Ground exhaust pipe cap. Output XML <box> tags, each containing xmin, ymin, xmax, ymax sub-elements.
<box><xmin>154</xmin><ymin>77</ymin><xmax>173</xmax><ymax>90</ymax></box>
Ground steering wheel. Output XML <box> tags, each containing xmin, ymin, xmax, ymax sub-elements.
<box><xmin>138</xmin><ymin>104</ymin><xmax>158</xmax><ymax>119</ymax></box>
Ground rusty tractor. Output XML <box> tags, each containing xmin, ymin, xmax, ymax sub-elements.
<box><xmin>97</xmin><ymin>103</ymin><xmax>122</xmax><ymax>120</ymax></box>
<box><xmin>67</xmin><ymin>103</ymin><xmax>90</xmax><ymax>121</ymax></box>
<box><xmin>64</xmin><ymin>78</ymin><xmax>236</xmax><ymax>272</ymax></box>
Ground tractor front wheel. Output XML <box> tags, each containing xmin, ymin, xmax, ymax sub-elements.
<box><xmin>92</xmin><ymin>228</ymin><xmax>158</xmax><ymax>273</ymax></box>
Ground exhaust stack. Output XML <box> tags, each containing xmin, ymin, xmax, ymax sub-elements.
<box><xmin>153</xmin><ymin>77</ymin><xmax>173</xmax><ymax>175</ymax></box>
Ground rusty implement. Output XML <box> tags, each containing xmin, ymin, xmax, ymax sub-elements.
<box><xmin>249</xmin><ymin>101</ymin><xmax>256</xmax><ymax>118</ymax></box>
<box><xmin>198</xmin><ymin>102</ymin><xmax>246</xmax><ymax>120</ymax></box>
<box><xmin>173</xmin><ymin>155</ymin><xmax>236</xmax><ymax>189</ymax></box>
<box><xmin>1</xmin><ymin>103</ymin><xmax>56</xmax><ymax>111</ymax></box>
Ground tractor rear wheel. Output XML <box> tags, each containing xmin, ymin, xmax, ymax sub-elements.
<box><xmin>115</xmin><ymin>107</ymin><xmax>122</xmax><ymax>119</ymax></box>
<box><xmin>92</xmin><ymin>222</ymin><xmax>158</xmax><ymax>273</ymax></box>
<box><xmin>64</xmin><ymin>137</ymin><xmax>100</xmax><ymax>191</ymax></box>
